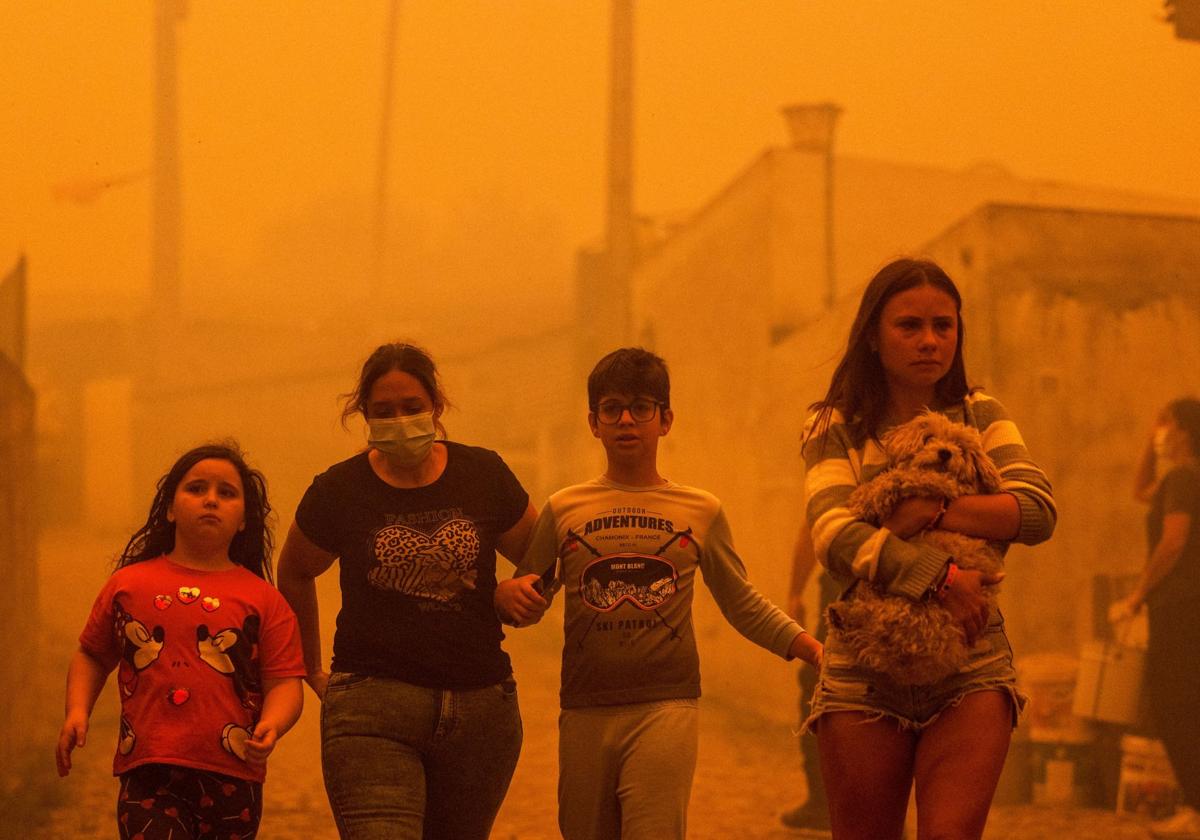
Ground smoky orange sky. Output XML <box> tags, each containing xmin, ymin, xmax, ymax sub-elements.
<box><xmin>2</xmin><ymin>0</ymin><xmax>1197</xmax><ymax>336</ymax></box>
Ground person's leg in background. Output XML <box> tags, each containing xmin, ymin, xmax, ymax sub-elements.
<box><xmin>782</xmin><ymin>572</ymin><xmax>837</xmax><ymax>832</ymax></box>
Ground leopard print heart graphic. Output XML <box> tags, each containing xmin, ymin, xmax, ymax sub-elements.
<box><xmin>369</xmin><ymin>519</ymin><xmax>481</xmax><ymax>603</ymax></box>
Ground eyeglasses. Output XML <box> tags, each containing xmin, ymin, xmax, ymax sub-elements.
<box><xmin>594</xmin><ymin>399</ymin><xmax>663</xmax><ymax>425</ymax></box>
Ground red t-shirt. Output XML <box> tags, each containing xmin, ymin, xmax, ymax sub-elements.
<box><xmin>79</xmin><ymin>556</ymin><xmax>306</xmax><ymax>782</ymax></box>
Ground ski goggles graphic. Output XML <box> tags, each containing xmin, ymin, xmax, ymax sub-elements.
<box><xmin>579</xmin><ymin>553</ymin><xmax>678</xmax><ymax>612</ymax></box>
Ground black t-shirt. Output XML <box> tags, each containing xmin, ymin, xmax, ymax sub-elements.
<box><xmin>295</xmin><ymin>441</ymin><xmax>529</xmax><ymax>688</ymax></box>
<box><xmin>1147</xmin><ymin>464</ymin><xmax>1200</xmax><ymax>611</ymax></box>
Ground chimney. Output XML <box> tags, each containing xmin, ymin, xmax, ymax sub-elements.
<box><xmin>781</xmin><ymin>103</ymin><xmax>843</xmax><ymax>309</ymax></box>
<box><xmin>781</xmin><ymin>102</ymin><xmax>843</xmax><ymax>153</ymax></box>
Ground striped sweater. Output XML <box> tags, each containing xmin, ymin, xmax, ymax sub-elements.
<box><xmin>803</xmin><ymin>391</ymin><xmax>1056</xmax><ymax>601</ymax></box>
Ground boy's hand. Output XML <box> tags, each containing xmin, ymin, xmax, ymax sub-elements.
<box><xmin>56</xmin><ymin>712</ymin><xmax>89</xmax><ymax>777</ymax></box>
<box><xmin>495</xmin><ymin>575</ymin><xmax>549</xmax><ymax>627</ymax></box>
<box><xmin>788</xmin><ymin>631</ymin><xmax>823</xmax><ymax>670</ymax></box>
<box><xmin>244</xmin><ymin>723</ymin><xmax>279</xmax><ymax>768</ymax></box>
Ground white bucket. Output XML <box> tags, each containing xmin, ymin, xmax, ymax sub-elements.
<box><xmin>1117</xmin><ymin>735</ymin><xmax>1181</xmax><ymax>819</ymax></box>
<box><xmin>1016</xmin><ymin>653</ymin><xmax>1090</xmax><ymax>743</ymax></box>
<box><xmin>1071</xmin><ymin>640</ymin><xmax>1144</xmax><ymax>726</ymax></box>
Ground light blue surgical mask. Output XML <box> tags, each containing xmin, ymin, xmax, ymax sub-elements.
<box><xmin>366</xmin><ymin>412</ymin><xmax>436</xmax><ymax>465</ymax></box>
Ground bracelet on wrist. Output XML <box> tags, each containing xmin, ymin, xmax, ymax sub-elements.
<box><xmin>925</xmin><ymin>498</ymin><xmax>949</xmax><ymax>531</ymax></box>
<box><xmin>936</xmin><ymin>561</ymin><xmax>959</xmax><ymax>600</ymax></box>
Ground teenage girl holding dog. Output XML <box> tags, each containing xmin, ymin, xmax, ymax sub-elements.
<box><xmin>801</xmin><ymin>258</ymin><xmax>1056</xmax><ymax>840</ymax></box>
<box><xmin>56</xmin><ymin>442</ymin><xmax>306</xmax><ymax>839</ymax></box>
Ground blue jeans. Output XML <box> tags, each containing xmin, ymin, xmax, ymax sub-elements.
<box><xmin>320</xmin><ymin>672</ymin><xmax>523</xmax><ymax>840</ymax></box>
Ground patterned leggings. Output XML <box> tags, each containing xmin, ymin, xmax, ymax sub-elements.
<box><xmin>117</xmin><ymin>763</ymin><xmax>262</xmax><ymax>840</ymax></box>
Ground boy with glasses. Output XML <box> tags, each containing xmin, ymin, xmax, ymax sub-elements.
<box><xmin>496</xmin><ymin>347</ymin><xmax>821</xmax><ymax>840</ymax></box>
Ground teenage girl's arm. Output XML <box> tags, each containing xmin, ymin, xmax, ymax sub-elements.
<box><xmin>882</xmin><ymin>493</ymin><xmax>1020</xmax><ymax>542</ymax></box>
<box><xmin>277</xmin><ymin>522</ymin><xmax>338</xmax><ymax>700</ymax></box>
<box><xmin>244</xmin><ymin>676</ymin><xmax>304</xmax><ymax>768</ymax></box>
<box><xmin>56</xmin><ymin>648</ymin><xmax>113</xmax><ymax>777</ymax></box>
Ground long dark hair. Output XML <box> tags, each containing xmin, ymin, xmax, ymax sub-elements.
<box><xmin>1166</xmin><ymin>397</ymin><xmax>1200</xmax><ymax>459</ymax></box>
<box><xmin>117</xmin><ymin>441</ymin><xmax>274</xmax><ymax>581</ymax></box>
<box><xmin>340</xmin><ymin>342</ymin><xmax>450</xmax><ymax>437</ymax></box>
<box><xmin>806</xmin><ymin>258</ymin><xmax>970</xmax><ymax>451</ymax></box>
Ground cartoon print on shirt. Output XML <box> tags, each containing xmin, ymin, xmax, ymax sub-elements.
<box><xmin>114</xmin><ymin>600</ymin><xmax>164</xmax><ymax>700</ymax></box>
<box><xmin>368</xmin><ymin>518</ymin><xmax>482</xmax><ymax>604</ymax></box>
<box><xmin>196</xmin><ymin>614</ymin><xmax>263</xmax><ymax>713</ymax></box>
<box><xmin>118</xmin><ymin>715</ymin><xmax>136</xmax><ymax>756</ymax></box>
<box><xmin>220</xmin><ymin>722</ymin><xmax>253</xmax><ymax>761</ymax></box>
<box><xmin>565</xmin><ymin>528</ymin><xmax>693</xmax><ymax>649</ymax></box>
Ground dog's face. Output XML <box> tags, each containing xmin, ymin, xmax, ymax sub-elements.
<box><xmin>882</xmin><ymin>411</ymin><xmax>1003</xmax><ymax>493</ymax></box>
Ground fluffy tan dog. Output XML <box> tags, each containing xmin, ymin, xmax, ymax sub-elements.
<box><xmin>826</xmin><ymin>410</ymin><xmax>1005</xmax><ymax>685</ymax></box>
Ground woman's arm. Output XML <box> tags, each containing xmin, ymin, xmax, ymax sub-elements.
<box><xmin>496</xmin><ymin>503</ymin><xmax>538</xmax><ymax>565</ymax></box>
<box><xmin>1126</xmin><ymin>512</ymin><xmax>1191</xmax><ymax>610</ymax></box>
<box><xmin>244</xmin><ymin>676</ymin><xmax>304</xmax><ymax>768</ymax></box>
<box><xmin>1133</xmin><ymin>432</ymin><xmax>1159</xmax><ymax>504</ymax></box>
<box><xmin>277</xmin><ymin>522</ymin><xmax>337</xmax><ymax>699</ymax></box>
<box><xmin>786</xmin><ymin>517</ymin><xmax>820</xmax><ymax>624</ymax></box>
<box><xmin>56</xmin><ymin>648</ymin><xmax>112</xmax><ymax>777</ymax></box>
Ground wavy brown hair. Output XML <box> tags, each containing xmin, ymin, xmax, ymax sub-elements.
<box><xmin>805</xmin><ymin>258</ymin><xmax>971</xmax><ymax>453</ymax></box>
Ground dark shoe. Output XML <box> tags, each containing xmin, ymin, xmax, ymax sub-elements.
<box><xmin>781</xmin><ymin>800</ymin><xmax>832</xmax><ymax>831</ymax></box>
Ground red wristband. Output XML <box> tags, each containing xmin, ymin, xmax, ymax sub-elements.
<box><xmin>937</xmin><ymin>561</ymin><xmax>958</xmax><ymax>599</ymax></box>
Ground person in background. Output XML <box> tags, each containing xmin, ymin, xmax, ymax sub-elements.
<box><xmin>1110</xmin><ymin>398</ymin><xmax>1200</xmax><ymax>839</ymax></box>
<box><xmin>277</xmin><ymin>341</ymin><xmax>537</xmax><ymax>840</ymax></box>
<box><xmin>780</xmin><ymin>512</ymin><xmax>838</xmax><ymax>834</ymax></box>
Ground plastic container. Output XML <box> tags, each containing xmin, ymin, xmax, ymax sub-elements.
<box><xmin>1017</xmin><ymin>653</ymin><xmax>1090</xmax><ymax>743</ymax></box>
<box><xmin>1030</xmin><ymin>742</ymin><xmax>1092</xmax><ymax>806</ymax></box>
<box><xmin>1072</xmin><ymin>641</ymin><xmax>1144</xmax><ymax>726</ymax></box>
<box><xmin>1117</xmin><ymin>735</ymin><xmax>1181</xmax><ymax>819</ymax></box>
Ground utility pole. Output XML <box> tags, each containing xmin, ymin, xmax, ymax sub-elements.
<box><xmin>373</xmin><ymin>0</ymin><xmax>402</xmax><ymax>305</ymax></box>
<box><xmin>606</xmin><ymin>0</ymin><xmax>635</xmax><ymax>344</ymax></box>
<box><xmin>151</xmin><ymin>0</ymin><xmax>187</xmax><ymax>323</ymax></box>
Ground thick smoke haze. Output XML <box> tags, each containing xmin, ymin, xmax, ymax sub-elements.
<box><xmin>3</xmin><ymin>1</ymin><xmax>1198</xmax><ymax>332</ymax></box>
<box><xmin>3</xmin><ymin>2</ymin><xmax>1198</xmax><ymax>836</ymax></box>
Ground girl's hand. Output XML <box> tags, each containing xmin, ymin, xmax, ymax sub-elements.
<box><xmin>56</xmin><ymin>712</ymin><xmax>89</xmax><ymax>777</ymax></box>
<box><xmin>305</xmin><ymin>670</ymin><xmax>330</xmax><ymax>700</ymax></box>
<box><xmin>938</xmin><ymin>567</ymin><xmax>1003</xmax><ymax>646</ymax></box>
<box><xmin>244</xmin><ymin>723</ymin><xmax>279</xmax><ymax>768</ymax></box>
<box><xmin>495</xmin><ymin>575</ymin><xmax>549</xmax><ymax>627</ymax></box>
<box><xmin>882</xmin><ymin>497</ymin><xmax>943</xmax><ymax>540</ymax></box>
<box><xmin>788</xmin><ymin>631</ymin><xmax>823</xmax><ymax>670</ymax></box>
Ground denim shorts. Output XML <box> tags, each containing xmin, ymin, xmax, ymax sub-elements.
<box><xmin>803</xmin><ymin>606</ymin><xmax>1027</xmax><ymax>733</ymax></box>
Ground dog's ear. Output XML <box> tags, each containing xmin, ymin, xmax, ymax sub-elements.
<box><xmin>882</xmin><ymin>418</ymin><xmax>927</xmax><ymax>461</ymax></box>
<box><xmin>966</xmin><ymin>444</ymin><xmax>1004</xmax><ymax>493</ymax></box>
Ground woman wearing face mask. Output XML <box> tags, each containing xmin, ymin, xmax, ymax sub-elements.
<box><xmin>278</xmin><ymin>341</ymin><xmax>537</xmax><ymax>840</ymax></box>
<box><xmin>1110</xmin><ymin>398</ymin><xmax>1200</xmax><ymax>839</ymax></box>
